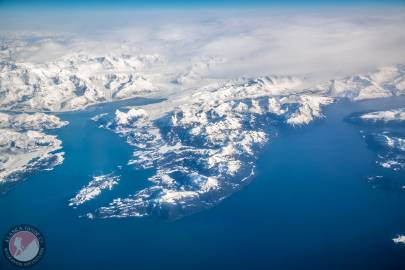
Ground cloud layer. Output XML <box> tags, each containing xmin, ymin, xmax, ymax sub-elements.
<box><xmin>1</xmin><ymin>8</ymin><xmax>405</xmax><ymax>81</ymax></box>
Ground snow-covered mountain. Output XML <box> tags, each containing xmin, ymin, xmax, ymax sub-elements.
<box><xmin>80</xmin><ymin>65</ymin><xmax>405</xmax><ymax>220</ymax></box>
<box><xmin>2</xmin><ymin>46</ymin><xmax>405</xmax><ymax>218</ymax></box>
<box><xmin>0</xmin><ymin>53</ymin><xmax>161</xmax><ymax>111</ymax></box>
<box><xmin>313</xmin><ymin>65</ymin><xmax>405</xmax><ymax>100</ymax></box>
<box><xmin>0</xmin><ymin>112</ymin><xmax>67</xmax><ymax>130</ymax></box>
<box><xmin>359</xmin><ymin>108</ymin><xmax>405</xmax><ymax>123</ymax></box>
<box><xmin>69</xmin><ymin>172</ymin><xmax>120</xmax><ymax>207</ymax></box>
<box><xmin>1</xmin><ymin>51</ymin><xmax>405</xmax><ymax>114</ymax></box>
<box><xmin>0</xmin><ymin>112</ymin><xmax>67</xmax><ymax>186</ymax></box>
<box><xmin>85</xmin><ymin>75</ymin><xmax>332</xmax><ymax>219</ymax></box>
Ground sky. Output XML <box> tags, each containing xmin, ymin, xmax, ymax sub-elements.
<box><xmin>1</xmin><ymin>0</ymin><xmax>405</xmax><ymax>9</ymax></box>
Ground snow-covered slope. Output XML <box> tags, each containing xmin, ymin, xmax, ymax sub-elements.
<box><xmin>0</xmin><ymin>53</ymin><xmax>161</xmax><ymax>111</ymax></box>
<box><xmin>69</xmin><ymin>173</ymin><xmax>120</xmax><ymax>208</ymax></box>
<box><xmin>0</xmin><ymin>112</ymin><xmax>67</xmax><ymax>186</ymax></box>
<box><xmin>1</xmin><ymin>40</ymin><xmax>405</xmax><ymax>113</ymax></box>
<box><xmin>86</xmin><ymin>76</ymin><xmax>332</xmax><ymax>219</ymax></box>
<box><xmin>359</xmin><ymin>108</ymin><xmax>405</xmax><ymax>123</ymax></box>
<box><xmin>314</xmin><ymin>65</ymin><xmax>405</xmax><ymax>101</ymax></box>
<box><xmin>0</xmin><ymin>112</ymin><xmax>68</xmax><ymax>130</ymax></box>
<box><xmin>63</xmin><ymin>64</ymin><xmax>405</xmax><ymax>220</ymax></box>
<box><xmin>2</xmin><ymin>42</ymin><xmax>405</xmax><ymax>218</ymax></box>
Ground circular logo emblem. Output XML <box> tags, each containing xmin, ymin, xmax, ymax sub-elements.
<box><xmin>2</xmin><ymin>225</ymin><xmax>45</xmax><ymax>267</ymax></box>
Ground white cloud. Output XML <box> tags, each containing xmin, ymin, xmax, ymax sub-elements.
<box><xmin>1</xmin><ymin>8</ymin><xmax>405</xmax><ymax>82</ymax></box>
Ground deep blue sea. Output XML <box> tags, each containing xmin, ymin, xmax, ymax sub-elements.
<box><xmin>1</xmin><ymin>97</ymin><xmax>405</xmax><ymax>270</ymax></box>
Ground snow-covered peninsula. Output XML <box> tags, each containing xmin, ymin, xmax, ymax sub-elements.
<box><xmin>0</xmin><ymin>112</ymin><xmax>68</xmax><ymax>185</ymax></box>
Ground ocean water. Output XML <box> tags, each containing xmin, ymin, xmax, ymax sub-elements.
<box><xmin>1</xmin><ymin>97</ymin><xmax>405</xmax><ymax>270</ymax></box>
